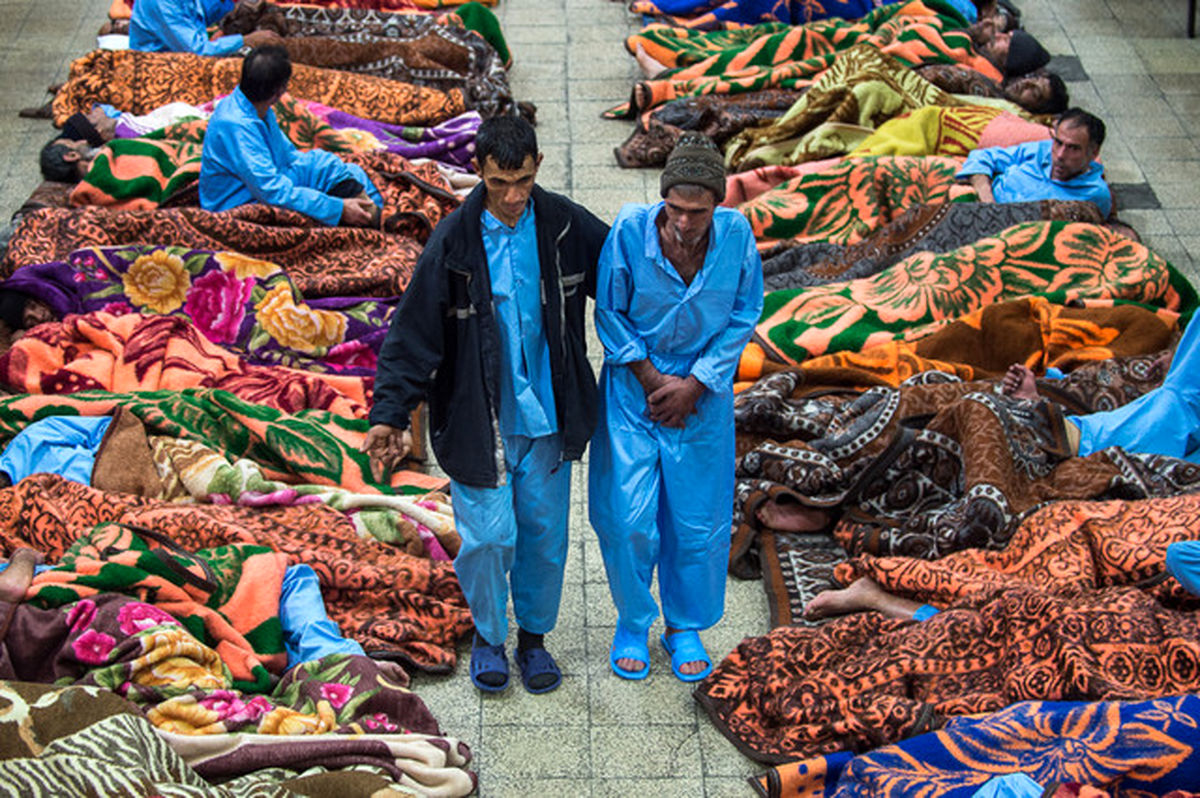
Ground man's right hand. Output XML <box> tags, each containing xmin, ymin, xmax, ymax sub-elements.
<box><xmin>968</xmin><ymin>173</ymin><xmax>996</xmax><ymax>203</ymax></box>
<box><xmin>242</xmin><ymin>30</ymin><xmax>284</xmax><ymax>49</ymax></box>
<box><xmin>341</xmin><ymin>196</ymin><xmax>378</xmax><ymax>228</ymax></box>
<box><xmin>360</xmin><ymin>424</ymin><xmax>413</xmax><ymax>483</ymax></box>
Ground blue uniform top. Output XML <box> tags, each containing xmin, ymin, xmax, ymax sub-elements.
<box><xmin>957</xmin><ymin>139</ymin><xmax>1112</xmax><ymax>218</ymax></box>
<box><xmin>1069</xmin><ymin>315</ymin><xmax>1200</xmax><ymax>462</ymax></box>
<box><xmin>595</xmin><ymin>202</ymin><xmax>763</xmax><ymax>392</ymax></box>
<box><xmin>482</xmin><ymin>204</ymin><xmax>558</xmax><ymax>439</ymax></box>
<box><xmin>200</xmin><ymin>87</ymin><xmax>345</xmax><ymax>225</ymax></box>
<box><xmin>130</xmin><ymin>0</ymin><xmax>244</xmax><ymax>57</ymax></box>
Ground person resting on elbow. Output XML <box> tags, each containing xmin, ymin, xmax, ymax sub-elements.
<box><xmin>198</xmin><ymin>45</ymin><xmax>381</xmax><ymax>228</ymax></box>
<box><xmin>131</xmin><ymin>0</ymin><xmax>281</xmax><ymax>57</ymax></box>
<box><xmin>957</xmin><ymin>107</ymin><xmax>1113</xmax><ymax>220</ymax></box>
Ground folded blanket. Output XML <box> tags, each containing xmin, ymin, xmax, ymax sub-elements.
<box><xmin>751</xmin><ymin>221</ymin><xmax>1195</xmax><ymax>369</ymax></box>
<box><xmin>6</xmin><ymin>247</ymin><xmax>393</xmax><ymax>375</ymax></box>
<box><xmin>0</xmin><ymin>474</ymin><xmax>471</xmax><ymax>668</ymax></box>
<box><xmin>699</xmin><ymin>490</ymin><xmax>1200</xmax><ymax>761</ymax></box>
<box><xmin>609</xmin><ymin>1</ymin><xmax>998</xmax><ymax>117</ymax></box>
<box><xmin>52</xmin><ymin>49</ymin><xmax>466</xmax><ymax>127</ymax></box>
<box><xmin>4</xmin><ymin>154</ymin><xmax>460</xmax><ymax>298</ymax></box>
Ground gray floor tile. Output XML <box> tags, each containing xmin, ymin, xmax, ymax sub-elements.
<box><xmin>591</xmin><ymin>724</ymin><xmax>703</xmax><ymax>778</ymax></box>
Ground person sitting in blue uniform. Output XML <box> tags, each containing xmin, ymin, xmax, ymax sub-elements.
<box><xmin>130</xmin><ymin>0</ymin><xmax>281</xmax><ymax>57</ymax></box>
<box><xmin>362</xmin><ymin>116</ymin><xmax>609</xmax><ymax>695</ymax></box>
<box><xmin>957</xmin><ymin>107</ymin><xmax>1112</xmax><ymax>218</ymax></box>
<box><xmin>198</xmin><ymin>46</ymin><xmax>381</xmax><ymax>228</ymax></box>
<box><xmin>589</xmin><ymin>134</ymin><xmax>764</xmax><ymax>683</ymax></box>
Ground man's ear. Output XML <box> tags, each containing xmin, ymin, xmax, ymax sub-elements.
<box><xmin>62</xmin><ymin>151</ymin><xmax>80</xmax><ymax>163</ymax></box>
<box><xmin>535</xmin><ymin>152</ymin><xmax>544</xmax><ymax>169</ymax></box>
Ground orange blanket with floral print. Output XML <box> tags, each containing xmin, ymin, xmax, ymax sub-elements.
<box><xmin>0</xmin><ymin>312</ymin><xmax>370</xmax><ymax>419</ymax></box>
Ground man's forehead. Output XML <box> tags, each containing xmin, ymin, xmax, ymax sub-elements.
<box><xmin>479</xmin><ymin>154</ymin><xmax>538</xmax><ymax>179</ymax></box>
<box><xmin>1053</xmin><ymin>120</ymin><xmax>1091</xmax><ymax>144</ymax></box>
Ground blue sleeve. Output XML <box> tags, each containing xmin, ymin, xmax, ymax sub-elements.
<box><xmin>690</xmin><ymin>221</ymin><xmax>764</xmax><ymax>392</ymax></box>
<box><xmin>278</xmin><ymin>565</ymin><xmax>365</xmax><ymax>667</ymax></box>
<box><xmin>215</xmin><ymin>119</ymin><xmax>344</xmax><ymax>226</ymax></box>
<box><xmin>957</xmin><ymin>143</ymin><xmax>1020</xmax><ymax>179</ymax></box>
<box><xmin>594</xmin><ymin>210</ymin><xmax>650</xmax><ymax>366</ymax></box>
<box><xmin>148</xmin><ymin>0</ymin><xmax>243</xmax><ymax>56</ymax></box>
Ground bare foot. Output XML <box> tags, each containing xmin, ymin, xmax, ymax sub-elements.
<box><xmin>615</xmin><ymin>656</ymin><xmax>646</xmax><ymax>674</ymax></box>
<box><xmin>804</xmin><ymin>577</ymin><xmax>923</xmax><ymax>621</ymax></box>
<box><xmin>0</xmin><ymin>548</ymin><xmax>41</xmax><ymax>603</ymax></box>
<box><xmin>756</xmin><ymin>499</ymin><xmax>832</xmax><ymax>533</ymax></box>
<box><xmin>664</xmin><ymin>627</ymin><xmax>708</xmax><ymax>676</ymax></box>
<box><xmin>1000</xmin><ymin>364</ymin><xmax>1039</xmax><ymax>400</ymax></box>
<box><xmin>634</xmin><ymin>43</ymin><xmax>669</xmax><ymax>78</ymax></box>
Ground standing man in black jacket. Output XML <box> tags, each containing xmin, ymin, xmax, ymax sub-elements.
<box><xmin>363</xmin><ymin>116</ymin><xmax>609</xmax><ymax>695</ymax></box>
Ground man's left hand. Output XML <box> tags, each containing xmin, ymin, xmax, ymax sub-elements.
<box><xmin>647</xmin><ymin>375</ymin><xmax>704</xmax><ymax>428</ymax></box>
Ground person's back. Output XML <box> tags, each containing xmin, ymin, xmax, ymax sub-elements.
<box><xmin>130</xmin><ymin>0</ymin><xmax>244</xmax><ymax>57</ymax></box>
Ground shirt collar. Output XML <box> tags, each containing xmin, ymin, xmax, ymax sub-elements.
<box><xmin>482</xmin><ymin>201</ymin><xmax>534</xmax><ymax>233</ymax></box>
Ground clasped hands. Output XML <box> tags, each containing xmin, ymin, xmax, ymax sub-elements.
<box><xmin>360</xmin><ymin>424</ymin><xmax>414</xmax><ymax>483</ymax></box>
<box><xmin>631</xmin><ymin>361</ymin><xmax>704</xmax><ymax>428</ymax></box>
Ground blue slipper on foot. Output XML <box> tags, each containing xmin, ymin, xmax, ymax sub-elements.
<box><xmin>516</xmin><ymin>646</ymin><xmax>562</xmax><ymax>694</ymax></box>
<box><xmin>469</xmin><ymin>641</ymin><xmax>509</xmax><ymax>693</ymax></box>
<box><xmin>660</xmin><ymin>630</ymin><xmax>712</xmax><ymax>682</ymax></box>
<box><xmin>610</xmin><ymin>623</ymin><xmax>650</xmax><ymax>680</ymax></box>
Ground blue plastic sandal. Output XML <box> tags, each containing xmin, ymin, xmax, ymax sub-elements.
<box><xmin>610</xmin><ymin>623</ymin><xmax>650</xmax><ymax>680</ymax></box>
<box><xmin>469</xmin><ymin>641</ymin><xmax>509</xmax><ymax>693</ymax></box>
<box><xmin>660</xmin><ymin>630</ymin><xmax>712</xmax><ymax>683</ymax></box>
<box><xmin>515</xmin><ymin>646</ymin><xmax>562</xmax><ymax>694</ymax></box>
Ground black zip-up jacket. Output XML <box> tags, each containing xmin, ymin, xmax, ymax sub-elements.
<box><xmin>369</xmin><ymin>183</ymin><xmax>610</xmax><ymax>487</ymax></box>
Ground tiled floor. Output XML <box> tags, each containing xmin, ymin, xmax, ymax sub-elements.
<box><xmin>0</xmin><ymin>0</ymin><xmax>1198</xmax><ymax>795</ymax></box>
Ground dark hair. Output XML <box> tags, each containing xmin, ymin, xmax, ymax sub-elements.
<box><xmin>474</xmin><ymin>115</ymin><xmax>538</xmax><ymax>170</ymax></box>
<box><xmin>39</xmin><ymin>140</ymin><xmax>81</xmax><ymax>183</ymax></box>
<box><xmin>1038</xmin><ymin>72</ymin><xmax>1070</xmax><ymax>115</ymax></box>
<box><xmin>240</xmin><ymin>45</ymin><xmax>291</xmax><ymax>104</ymax></box>
<box><xmin>0</xmin><ymin>290</ymin><xmax>31</xmax><ymax>331</ymax></box>
<box><xmin>1057</xmin><ymin>107</ymin><xmax>1106</xmax><ymax>149</ymax></box>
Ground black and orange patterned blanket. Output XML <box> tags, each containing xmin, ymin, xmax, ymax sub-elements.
<box><xmin>3</xmin><ymin>154</ymin><xmax>459</xmax><ymax>299</ymax></box>
<box><xmin>699</xmin><ymin>491</ymin><xmax>1200</xmax><ymax>763</ymax></box>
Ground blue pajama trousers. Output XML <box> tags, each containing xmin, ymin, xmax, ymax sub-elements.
<box><xmin>588</xmin><ymin>362</ymin><xmax>735</xmax><ymax>636</ymax></box>
<box><xmin>450</xmin><ymin>433</ymin><xmax>571</xmax><ymax>647</ymax></box>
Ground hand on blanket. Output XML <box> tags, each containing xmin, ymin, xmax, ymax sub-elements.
<box><xmin>647</xmin><ymin>375</ymin><xmax>704</xmax><ymax>428</ymax></box>
<box><xmin>361</xmin><ymin>424</ymin><xmax>413</xmax><ymax>483</ymax></box>
<box><xmin>341</xmin><ymin>196</ymin><xmax>379</xmax><ymax>228</ymax></box>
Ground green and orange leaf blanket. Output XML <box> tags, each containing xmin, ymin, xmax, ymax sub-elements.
<box><xmin>608</xmin><ymin>0</ymin><xmax>998</xmax><ymax>117</ymax></box>
<box><xmin>748</xmin><ymin>221</ymin><xmax>1198</xmax><ymax>370</ymax></box>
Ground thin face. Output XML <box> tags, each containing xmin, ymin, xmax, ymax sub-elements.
<box><xmin>21</xmin><ymin>300</ymin><xmax>54</xmax><ymax>329</ymax></box>
<box><xmin>661</xmin><ymin>186</ymin><xmax>716</xmax><ymax>248</ymax></box>
<box><xmin>1050</xmin><ymin>121</ymin><xmax>1096</xmax><ymax>181</ymax></box>
<box><xmin>987</xmin><ymin>30</ymin><xmax>1012</xmax><ymax>66</ymax></box>
<box><xmin>85</xmin><ymin>106</ymin><xmax>117</xmax><ymax>140</ymax></box>
<box><xmin>1005</xmin><ymin>75</ymin><xmax>1049</xmax><ymax>109</ymax></box>
<box><xmin>476</xmin><ymin>153</ymin><xmax>541</xmax><ymax>227</ymax></box>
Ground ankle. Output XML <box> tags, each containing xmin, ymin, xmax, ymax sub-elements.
<box><xmin>517</xmin><ymin>628</ymin><xmax>544</xmax><ymax>653</ymax></box>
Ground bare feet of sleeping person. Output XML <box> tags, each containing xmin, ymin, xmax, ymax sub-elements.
<box><xmin>755</xmin><ymin>498</ymin><xmax>832</xmax><ymax>533</ymax></box>
<box><xmin>1000</xmin><ymin>363</ymin><xmax>1040</xmax><ymax>400</ymax></box>
<box><xmin>804</xmin><ymin>577</ymin><xmax>923</xmax><ymax>621</ymax></box>
<box><xmin>0</xmin><ymin>548</ymin><xmax>41</xmax><ymax>603</ymax></box>
<box><xmin>634</xmin><ymin>43</ymin><xmax>669</xmax><ymax>78</ymax></box>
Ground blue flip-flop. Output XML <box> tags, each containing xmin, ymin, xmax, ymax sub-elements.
<box><xmin>660</xmin><ymin>630</ymin><xmax>712</xmax><ymax>682</ymax></box>
<box><xmin>610</xmin><ymin>623</ymin><xmax>650</xmax><ymax>680</ymax></box>
<box><xmin>469</xmin><ymin>641</ymin><xmax>509</xmax><ymax>693</ymax></box>
<box><xmin>515</xmin><ymin>646</ymin><xmax>562</xmax><ymax>694</ymax></box>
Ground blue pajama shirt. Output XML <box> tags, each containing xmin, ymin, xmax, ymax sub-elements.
<box><xmin>588</xmin><ymin>202</ymin><xmax>763</xmax><ymax>636</ymax></box>
<box><xmin>957</xmin><ymin>139</ymin><xmax>1112</xmax><ymax>218</ymax></box>
<box><xmin>450</xmin><ymin>204</ymin><xmax>571</xmax><ymax>647</ymax></box>
<box><xmin>199</xmin><ymin>87</ymin><xmax>382</xmax><ymax>225</ymax></box>
<box><xmin>130</xmin><ymin>0</ymin><xmax>245</xmax><ymax>57</ymax></box>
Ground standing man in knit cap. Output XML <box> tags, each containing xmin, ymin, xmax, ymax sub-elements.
<box><xmin>589</xmin><ymin>133</ymin><xmax>763</xmax><ymax>683</ymax></box>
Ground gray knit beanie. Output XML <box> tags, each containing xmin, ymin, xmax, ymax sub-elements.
<box><xmin>660</xmin><ymin>132</ymin><xmax>725</xmax><ymax>202</ymax></box>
